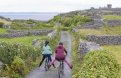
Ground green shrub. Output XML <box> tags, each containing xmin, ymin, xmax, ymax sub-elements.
<box><xmin>0</xmin><ymin>22</ymin><xmax>4</xmax><ymax>28</ymax></box>
<box><xmin>11</xmin><ymin>20</ymin><xmax>54</xmax><ymax>30</ymax></box>
<box><xmin>0</xmin><ymin>42</ymin><xmax>41</xmax><ymax>77</ymax></box>
<box><xmin>61</xmin><ymin>26</ymin><xmax>71</xmax><ymax>31</ymax></box>
<box><xmin>74</xmin><ymin>50</ymin><xmax>120</xmax><ymax>78</ymax></box>
<box><xmin>72</xmin><ymin>32</ymin><xmax>82</xmax><ymax>76</ymax></box>
<box><xmin>0</xmin><ymin>42</ymin><xmax>40</xmax><ymax>64</ymax></box>
<box><xmin>10</xmin><ymin>56</ymin><xmax>25</xmax><ymax>78</ymax></box>
<box><xmin>51</xmin><ymin>14</ymin><xmax>92</xmax><ymax>27</ymax></box>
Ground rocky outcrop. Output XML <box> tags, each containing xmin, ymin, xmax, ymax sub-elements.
<box><xmin>0</xmin><ymin>61</ymin><xmax>3</xmax><ymax>69</ymax></box>
<box><xmin>3</xmin><ymin>25</ymin><xmax>11</xmax><ymax>29</ymax></box>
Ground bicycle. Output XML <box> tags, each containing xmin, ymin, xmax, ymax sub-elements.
<box><xmin>58</xmin><ymin>60</ymin><xmax>64</xmax><ymax>78</ymax></box>
<box><xmin>45</xmin><ymin>57</ymin><xmax>49</xmax><ymax>71</ymax></box>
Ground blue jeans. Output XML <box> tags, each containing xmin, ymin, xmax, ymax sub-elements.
<box><xmin>39</xmin><ymin>54</ymin><xmax>52</xmax><ymax>67</ymax></box>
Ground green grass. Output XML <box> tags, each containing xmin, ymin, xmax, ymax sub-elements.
<box><xmin>79</xmin><ymin>26</ymin><xmax>121</xmax><ymax>36</ymax></box>
<box><xmin>72</xmin><ymin>32</ymin><xmax>83</xmax><ymax>78</ymax></box>
<box><xmin>0</xmin><ymin>36</ymin><xmax>46</xmax><ymax>46</ymax></box>
<box><xmin>102</xmin><ymin>45</ymin><xmax>121</xmax><ymax>77</ymax></box>
<box><xmin>11</xmin><ymin>20</ymin><xmax>54</xmax><ymax>30</ymax></box>
<box><xmin>0</xmin><ymin>28</ymin><xmax>7</xmax><ymax>34</ymax></box>
<box><xmin>103</xmin><ymin>15</ymin><xmax>121</xmax><ymax>20</ymax></box>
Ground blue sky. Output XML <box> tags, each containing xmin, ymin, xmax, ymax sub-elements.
<box><xmin>0</xmin><ymin>0</ymin><xmax>121</xmax><ymax>12</ymax></box>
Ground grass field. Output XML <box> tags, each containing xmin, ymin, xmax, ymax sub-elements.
<box><xmin>0</xmin><ymin>36</ymin><xmax>46</xmax><ymax>45</ymax></box>
<box><xmin>0</xmin><ymin>28</ymin><xmax>7</xmax><ymax>34</ymax></box>
<box><xmin>79</xmin><ymin>26</ymin><xmax>121</xmax><ymax>36</ymax></box>
<box><xmin>103</xmin><ymin>15</ymin><xmax>121</xmax><ymax>20</ymax></box>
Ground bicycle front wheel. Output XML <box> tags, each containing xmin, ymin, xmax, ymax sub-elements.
<box><xmin>58</xmin><ymin>61</ymin><xmax>64</xmax><ymax>78</ymax></box>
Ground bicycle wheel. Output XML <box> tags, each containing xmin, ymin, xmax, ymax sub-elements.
<box><xmin>45</xmin><ymin>58</ymin><xmax>49</xmax><ymax>71</ymax></box>
<box><xmin>58</xmin><ymin>61</ymin><xmax>64</xmax><ymax>78</ymax></box>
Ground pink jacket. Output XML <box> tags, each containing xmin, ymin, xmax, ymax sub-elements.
<box><xmin>55</xmin><ymin>45</ymin><xmax>67</xmax><ymax>59</ymax></box>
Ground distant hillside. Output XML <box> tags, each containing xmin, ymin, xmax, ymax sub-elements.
<box><xmin>0</xmin><ymin>16</ymin><xmax>11</xmax><ymax>25</ymax></box>
<box><xmin>58</xmin><ymin>4</ymin><xmax>121</xmax><ymax>18</ymax></box>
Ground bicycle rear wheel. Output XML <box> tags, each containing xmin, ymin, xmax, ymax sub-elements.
<box><xmin>45</xmin><ymin>58</ymin><xmax>49</xmax><ymax>71</ymax></box>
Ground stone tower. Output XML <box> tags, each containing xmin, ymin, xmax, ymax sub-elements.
<box><xmin>107</xmin><ymin>4</ymin><xmax>112</xmax><ymax>9</ymax></box>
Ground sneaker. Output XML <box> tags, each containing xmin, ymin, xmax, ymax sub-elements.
<box><xmin>48</xmin><ymin>65</ymin><xmax>51</xmax><ymax>69</ymax></box>
<box><xmin>52</xmin><ymin>64</ymin><xmax>56</xmax><ymax>68</ymax></box>
<box><xmin>70</xmin><ymin>65</ymin><xmax>73</xmax><ymax>69</ymax></box>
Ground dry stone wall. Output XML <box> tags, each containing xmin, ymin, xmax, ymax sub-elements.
<box><xmin>107</xmin><ymin>20</ymin><xmax>121</xmax><ymax>26</ymax></box>
<box><xmin>87</xmin><ymin>35</ymin><xmax>121</xmax><ymax>45</ymax></box>
<box><xmin>75</xmin><ymin>20</ymin><xmax>104</xmax><ymax>29</ymax></box>
<box><xmin>0</xmin><ymin>29</ymin><xmax>53</xmax><ymax>38</ymax></box>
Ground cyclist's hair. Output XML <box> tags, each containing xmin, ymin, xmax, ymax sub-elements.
<box><xmin>45</xmin><ymin>40</ymin><xmax>49</xmax><ymax>46</ymax></box>
<box><xmin>59</xmin><ymin>42</ymin><xmax>63</xmax><ymax>45</ymax></box>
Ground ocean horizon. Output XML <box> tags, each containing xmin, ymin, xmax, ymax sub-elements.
<box><xmin>0</xmin><ymin>12</ymin><xmax>59</xmax><ymax>21</ymax></box>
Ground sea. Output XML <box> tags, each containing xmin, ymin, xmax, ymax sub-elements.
<box><xmin>0</xmin><ymin>12</ymin><xmax>59</xmax><ymax>21</ymax></box>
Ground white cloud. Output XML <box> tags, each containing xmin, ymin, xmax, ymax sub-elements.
<box><xmin>0</xmin><ymin>0</ymin><xmax>121</xmax><ymax>12</ymax></box>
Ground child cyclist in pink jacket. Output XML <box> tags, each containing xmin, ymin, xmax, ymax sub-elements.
<box><xmin>50</xmin><ymin>42</ymin><xmax>73</xmax><ymax>69</ymax></box>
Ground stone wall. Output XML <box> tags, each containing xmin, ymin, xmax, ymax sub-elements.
<box><xmin>0</xmin><ymin>33</ymin><xmax>28</xmax><ymax>38</ymax></box>
<box><xmin>47</xmin><ymin>30</ymin><xmax>57</xmax><ymax>39</ymax></box>
<box><xmin>107</xmin><ymin>20</ymin><xmax>121</xmax><ymax>26</ymax></box>
<box><xmin>0</xmin><ymin>29</ymin><xmax>53</xmax><ymax>38</ymax></box>
<box><xmin>75</xmin><ymin>20</ymin><xmax>104</xmax><ymax>29</ymax></box>
<box><xmin>87</xmin><ymin>35</ymin><xmax>121</xmax><ymax>45</ymax></box>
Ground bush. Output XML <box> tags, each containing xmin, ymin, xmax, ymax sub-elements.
<box><xmin>10</xmin><ymin>56</ymin><xmax>25</xmax><ymax>78</ymax></box>
<box><xmin>0</xmin><ymin>42</ymin><xmax>41</xmax><ymax>77</ymax></box>
<box><xmin>51</xmin><ymin>14</ymin><xmax>92</xmax><ymax>27</ymax></box>
<box><xmin>0</xmin><ymin>22</ymin><xmax>4</xmax><ymax>28</ymax></box>
<box><xmin>74</xmin><ymin>50</ymin><xmax>120</xmax><ymax>78</ymax></box>
<box><xmin>11</xmin><ymin>20</ymin><xmax>54</xmax><ymax>30</ymax></box>
<box><xmin>61</xmin><ymin>26</ymin><xmax>71</xmax><ymax>31</ymax></box>
<box><xmin>0</xmin><ymin>42</ymin><xmax>40</xmax><ymax>64</ymax></box>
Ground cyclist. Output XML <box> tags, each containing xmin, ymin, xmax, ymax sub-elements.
<box><xmin>50</xmin><ymin>42</ymin><xmax>73</xmax><ymax>69</ymax></box>
<box><xmin>39</xmin><ymin>40</ymin><xmax>55</xmax><ymax>68</ymax></box>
